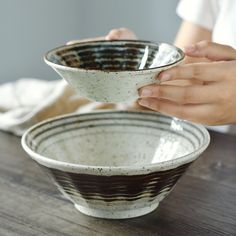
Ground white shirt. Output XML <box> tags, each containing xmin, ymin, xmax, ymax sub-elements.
<box><xmin>177</xmin><ymin>0</ymin><xmax>236</xmax><ymax>49</ymax></box>
<box><xmin>177</xmin><ymin>0</ymin><xmax>236</xmax><ymax>133</ymax></box>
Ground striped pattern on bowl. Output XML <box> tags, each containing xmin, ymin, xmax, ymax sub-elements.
<box><xmin>22</xmin><ymin>111</ymin><xmax>210</xmax><ymax>219</ymax></box>
<box><xmin>46</xmin><ymin>40</ymin><xmax>183</xmax><ymax>71</ymax></box>
<box><xmin>44</xmin><ymin>40</ymin><xmax>184</xmax><ymax>103</ymax></box>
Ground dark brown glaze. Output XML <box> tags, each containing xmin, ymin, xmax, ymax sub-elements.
<box><xmin>53</xmin><ymin>42</ymin><xmax>159</xmax><ymax>71</ymax></box>
<box><xmin>42</xmin><ymin>162</ymin><xmax>192</xmax><ymax>202</ymax></box>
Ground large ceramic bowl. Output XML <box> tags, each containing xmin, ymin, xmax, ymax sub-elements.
<box><xmin>44</xmin><ymin>40</ymin><xmax>184</xmax><ymax>103</ymax></box>
<box><xmin>21</xmin><ymin>111</ymin><xmax>210</xmax><ymax>219</ymax></box>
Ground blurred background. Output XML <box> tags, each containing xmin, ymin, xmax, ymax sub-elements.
<box><xmin>0</xmin><ymin>0</ymin><xmax>180</xmax><ymax>83</ymax></box>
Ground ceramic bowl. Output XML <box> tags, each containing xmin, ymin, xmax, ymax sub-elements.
<box><xmin>21</xmin><ymin>111</ymin><xmax>210</xmax><ymax>219</ymax></box>
<box><xmin>44</xmin><ymin>40</ymin><xmax>184</xmax><ymax>103</ymax></box>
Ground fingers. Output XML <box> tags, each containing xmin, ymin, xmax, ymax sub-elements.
<box><xmin>105</xmin><ymin>29</ymin><xmax>123</xmax><ymax>40</ymax></box>
<box><xmin>66</xmin><ymin>28</ymin><xmax>136</xmax><ymax>45</ymax></box>
<box><xmin>139</xmin><ymin>84</ymin><xmax>220</xmax><ymax>104</ymax></box>
<box><xmin>105</xmin><ymin>28</ymin><xmax>137</xmax><ymax>40</ymax></box>
<box><xmin>138</xmin><ymin>98</ymin><xmax>217</xmax><ymax>125</ymax></box>
<box><xmin>66</xmin><ymin>36</ymin><xmax>105</xmax><ymax>45</ymax></box>
<box><xmin>184</xmin><ymin>40</ymin><xmax>236</xmax><ymax>61</ymax></box>
<box><xmin>158</xmin><ymin>61</ymin><xmax>226</xmax><ymax>83</ymax></box>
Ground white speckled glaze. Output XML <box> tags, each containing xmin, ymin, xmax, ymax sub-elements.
<box><xmin>44</xmin><ymin>40</ymin><xmax>184</xmax><ymax>103</ymax></box>
<box><xmin>21</xmin><ymin>111</ymin><xmax>210</xmax><ymax>219</ymax></box>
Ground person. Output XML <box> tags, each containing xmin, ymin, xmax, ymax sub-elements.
<box><xmin>138</xmin><ymin>0</ymin><xmax>236</xmax><ymax>130</ymax></box>
<box><xmin>68</xmin><ymin>0</ymin><xmax>236</xmax><ymax>131</ymax></box>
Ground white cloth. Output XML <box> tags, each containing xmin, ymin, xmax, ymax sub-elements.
<box><xmin>177</xmin><ymin>0</ymin><xmax>236</xmax><ymax>134</ymax></box>
<box><xmin>0</xmin><ymin>79</ymin><xmax>135</xmax><ymax>136</ymax></box>
<box><xmin>0</xmin><ymin>78</ymin><xmax>234</xmax><ymax>136</ymax></box>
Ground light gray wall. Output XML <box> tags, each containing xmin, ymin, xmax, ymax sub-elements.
<box><xmin>0</xmin><ymin>0</ymin><xmax>181</xmax><ymax>83</ymax></box>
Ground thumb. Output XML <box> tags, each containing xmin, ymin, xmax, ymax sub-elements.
<box><xmin>184</xmin><ymin>41</ymin><xmax>236</xmax><ymax>61</ymax></box>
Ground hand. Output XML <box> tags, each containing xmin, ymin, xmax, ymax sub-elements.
<box><xmin>138</xmin><ymin>41</ymin><xmax>236</xmax><ymax>125</ymax></box>
<box><xmin>67</xmin><ymin>28</ymin><xmax>137</xmax><ymax>45</ymax></box>
<box><xmin>105</xmin><ymin>27</ymin><xmax>137</xmax><ymax>40</ymax></box>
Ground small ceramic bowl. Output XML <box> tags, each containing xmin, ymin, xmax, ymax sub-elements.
<box><xmin>21</xmin><ymin>111</ymin><xmax>210</xmax><ymax>219</ymax></box>
<box><xmin>44</xmin><ymin>40</ymin><xmax>184</xmax><ymax>103</ymax></box>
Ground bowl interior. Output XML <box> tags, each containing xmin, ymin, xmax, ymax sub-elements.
<box><xmin>45</xmin><ymin>40</ymin><xmax>184</xmax><ymax>71</ymax></box>
<box><xmin>24</xmin><ymin>111</ymin><xmax>209</xmax><ymax>167</ymax></box>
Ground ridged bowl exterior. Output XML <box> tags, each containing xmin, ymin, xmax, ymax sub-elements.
<box><xmin>42</xmin><ymin>163</ymin><xmax>191</xmax><ymax>218</ymax></box>
<box><xmin>22</xmin><ymin>111</ymin><xmax>210</xmax><ymax>219</ymax></box>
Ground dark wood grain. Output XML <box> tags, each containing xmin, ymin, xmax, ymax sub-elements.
<box><xmin>0</xmin><ymin>130</ymin><xmax>235</xmax><ymax>236</ymax></box>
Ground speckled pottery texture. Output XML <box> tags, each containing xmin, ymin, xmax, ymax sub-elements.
<box><xmin>21</xmin><ymin>111</ymin><xmax>210</xmax><ymax>219</ymax></box>
<box><xmin>44</xmin><ymin>40</ymin><xmax>184</xmax><ymax>103</ymax></box>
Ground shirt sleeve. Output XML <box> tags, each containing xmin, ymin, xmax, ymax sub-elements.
<box><xmin>176</xmin><ymin>0</ymin><xmax>218</xmax><ymax>30</ymax></box>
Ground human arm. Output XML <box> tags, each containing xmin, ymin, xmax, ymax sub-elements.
<box><xmin>174</xmin><ymin>20</ymin><xmax>212</xmax><ymax>63</ymax></box>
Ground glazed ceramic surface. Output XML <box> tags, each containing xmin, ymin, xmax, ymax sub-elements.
<box><xmin>21</xmin><ymin>111</ymin><xmax>210</xmax><ymax>219</ymax></box>
<box><xmin>44</xmin><ymin>40</ymin><xmax>184</xmax><ymax>103</ymax></box>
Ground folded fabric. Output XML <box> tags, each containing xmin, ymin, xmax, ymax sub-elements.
<box><xmin>0</xmin><ymin>78</ymin><xmax>135</xmax><ymax>136</ymax></box>
<box><xmin>0</xmin><ymin>78</ymin><xmax>235</xmax><ymax>136</ymax></box>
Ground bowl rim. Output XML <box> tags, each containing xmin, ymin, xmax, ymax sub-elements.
<box><xmin>21</xmin><ymin>110</ymin><xmax>210</xmax><ymax>175</ymax></box>
<box><xmin>44</xmin><ymin>39</ymin><xmax>185</xmax><ymax>73</ymax></box>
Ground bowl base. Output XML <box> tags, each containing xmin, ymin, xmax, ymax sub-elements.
<box><xmin>74</xmin><ymin>203</ymin><xmax>159</xmax><ymax>219</ymax></box>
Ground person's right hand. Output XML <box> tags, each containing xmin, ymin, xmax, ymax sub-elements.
<box><xmin>67</xmin><ymin>28</ymin><xmax>137</xmax><ymax>45</ymax></box>
<box><xmin>138</xmin><ymin>41</ymin><xmax>236</xmax><ymax>125</ymax></box>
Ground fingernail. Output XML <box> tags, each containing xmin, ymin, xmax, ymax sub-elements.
<box><xmin>138</xmin><ymin>99</ymin><xmax>149</xmax><ymax>107</ymax></box>
<box><xmin>184</xmin><ymin>44</ymin><xmax>196</xmax><ymax>53</ymax></box>
<box><xmin>160</xmin><ymin>73</ymin><xmax>171</xmax><ymax>83</ymax></box>
<box><xmin>140</xmin><ymin>88</ymin><xmax>152</xmax><ymax>97</ymax></box>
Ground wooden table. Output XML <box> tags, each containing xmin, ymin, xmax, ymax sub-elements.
<box><xmin>0</xmin><ymin>130</ymin><xmax>236</xmax><ymax>236</ymax></box>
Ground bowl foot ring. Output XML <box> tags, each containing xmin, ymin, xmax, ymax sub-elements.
<box><xmin>74</xmin><ymin>202</ymin><xmax>159</xmax><ymax>219</ymax></box>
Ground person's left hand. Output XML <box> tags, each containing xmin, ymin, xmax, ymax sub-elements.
<box><xmin>138</xmin><ymin>41</ymin><xmax>236</xmax><ymax>125</ymax></box>
<box><xmin>67</xmin><ymin>28</ymin><xmax>137</xmax><ymax>45</ymax></box>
